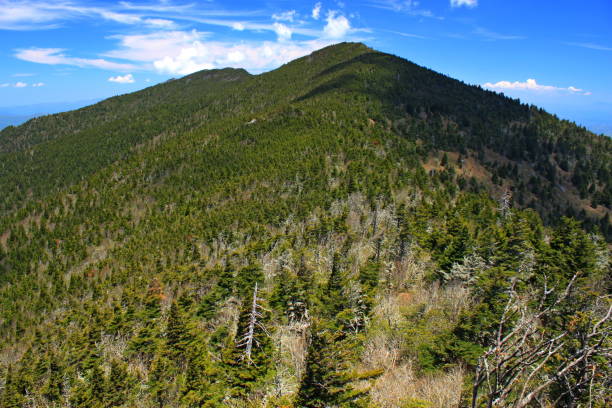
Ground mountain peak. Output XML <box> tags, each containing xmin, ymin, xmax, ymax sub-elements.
<box><xmin>182</xmin><ymin>67</ymin><xmax>251</xmax><ymax>82</ymax></box>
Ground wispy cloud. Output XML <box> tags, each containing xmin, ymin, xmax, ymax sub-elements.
<box><xmin>144</xmin><ymin>18</ymin><xmax>175</xmax><ymax>28</ymax></box>
<box><xmin>272</xmin><ymin>10</ymin><xmax>296</xmax><ymax>22</ymax></box>
<box><xmin>0</xmin><ymin>81</ymin><xmax>44</xmax><ymax>87</ymax></box>
<box><xmin>565</xmin><ymin>42</ymin><xmax>612</xmax><ymax>52</ymax></box>
<box><xmin>108</xmin><ymin>73</ymin><xmax>135</xmax><ymax>83</ymax></box>
<box><xmin>312</xmin><ymin>2</ymin><xmax>322</xmax><ymax>20</ymax></box>
<box><xmin>0</xmin><ymin>1</ymin><xmax>137</xmax><ymax>29</ymax></box>
<box><xmin>483</xmin><ymin>78</ymin><xmax>590</xmax><ymax>95</ymax></box>
<box><xmin>117</xmin><ymin>1</ymin><xmax>195</xmax><ymax>13</ymax></box>
<box><xmin>473</xmin><ymin>27</ymin><xmax>526</xmax><ymax>41</ymax></box>
<box><xmin>0</xmin><ymin>0</ymin><xmax>255</xmax><ymax>30</ymax></box>
<box><xmin>451</xmin><ymin>0</ymin><xmax>478</xmax><ymax>8</ymax></box>
<box><xmin>0</xmin><ymin>1</ymin><xmax>61</xmax><ymax>30</ymax></box>
<box><xmin>16</xmin><ymin>48</ymin><xmax>137</xmax><ymax>70</ymax></box>
<box><xmin>367</xmin><ymin>0</ymin><xmax>440</xmax><ymax>19</ymax></box>
<box><xmin>386</xmin><ymin>30</ymin><xmax>427</xmax><ymax>39</ymax></box>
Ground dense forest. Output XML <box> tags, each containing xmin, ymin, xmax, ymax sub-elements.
<box><xmin>0</xmin><ymin>42</ymin><xmax>610</xmax><ymax>407</ymax></box>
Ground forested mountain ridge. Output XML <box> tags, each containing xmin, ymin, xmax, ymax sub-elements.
<box><xmin>0</xmin><ymin>42</ymin><xmax>610</xmax><ymax>407</ymax></box>
<box><xmin>1</xmin><ymin>43</ymin><xmax>610</xmax><ymax>231</ymax></box>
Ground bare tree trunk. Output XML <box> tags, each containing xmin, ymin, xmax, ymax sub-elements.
<box><xmin>471</xmin><ymin>273</ymin><xmax>611</xmax><ymax>407</ymax></box>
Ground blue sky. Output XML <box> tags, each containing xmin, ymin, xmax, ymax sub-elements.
<box><xmin>1</xmin><ymin>0</ymin><xmax>611</xmax><ymax>134</ymax></box>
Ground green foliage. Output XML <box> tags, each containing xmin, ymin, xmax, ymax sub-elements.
<box><xmin>0</xmin><ymin>42</ymin><xmax>609</xmax><ymax>407</ymax></box>
<box><xmin>296</xmin><ymin>324</ymin><xmax>370</xmax><ymax>408</ymax></box>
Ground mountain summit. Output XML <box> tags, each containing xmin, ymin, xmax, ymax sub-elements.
<box><xmin>0</xmin><ymin>43</ymin><xmax>610</xmax><ymax>407</ymax></box>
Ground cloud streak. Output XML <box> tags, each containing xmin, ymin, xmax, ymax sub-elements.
<box><xmin>473</xmin><ymin>27</ymin><xmax>525</xmax><ymax>41</ymax></box>
<box><xmin>367</xmin><ymin>0</ymin><xmax>440</xmax><ymax>19</ymax></box>
<box><xmin>451</xmin><ymin>0</ymin><xmax>478</xmax><ymax>8</ymax></box>
<box><xmin>0</xmin><ymin>81</ymin><xmax>44</xmax><ymax>88</ymax></box>
<box><xmin>0</xmin><ymin>1</ymin><xmax>141</xmax><ymax>29</ymax></box>
<box><xmin>16</xmin><ymin>48</ymin><xmax>137</xmax><ymax>70</ymax></box>
<box><xmin>0</xmin><ymin>0</ymin><xmax>262</xmax><ymax>30</ymax></box>
<box><xmin>272</xmin><ymin>10</ymin><xmax>296</xmax><ymax>22</ymax></box>
<box><xmin>483</xmin><ymin>78</ymin><xmax>590</xmax><ymax>95</ymax></box>
<box><xmin>566</xmin><ymin>42</ymin><xmax>612</xmax><ymax>52</ymax></box>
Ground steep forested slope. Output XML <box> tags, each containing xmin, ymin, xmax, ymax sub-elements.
<box><xmin>0</xmin><ymin>43</ymin><xmax>610</xmax><ymax>408</ymax></box>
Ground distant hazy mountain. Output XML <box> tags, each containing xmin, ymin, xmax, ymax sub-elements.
<box><xmin>0</xmin><ymin>99</ymin><xmax>101</xmax><ymax>130</ymax></box>
<box><xmin>0</xmin><ymin>114</ymin><xmax>36</xmax><ymax>129</ymax></box>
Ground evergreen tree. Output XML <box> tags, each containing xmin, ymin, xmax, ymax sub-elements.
<box><xmin>42</xmin><ymin>358</ymin><xmax>64</xmax><ymax>404</ymax></box>
<box><xmin>296</xmin><ymin>324</ymin><xmax>370</xmax><ymax>408</ymax></box>
<box><xmin>105</xmin><ymin>359</ymin><xmax>132</xmax><ymax>407</ymax></box>
<box><xmin>1</xmin><ymin>366</ymin><xmax>26</xmax><ymax>408</ymax></box>
<box><xmin>166</xmin><ymin>300</ymin><xmax>193</xmax><ymax>364</ymax></box>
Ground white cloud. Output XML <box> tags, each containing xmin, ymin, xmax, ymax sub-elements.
<box><xmin>16</xmin><ymin>47</ymin><xmax>137</xmax><ymax>70</ymax></box>
<box><xmin>272</xmin><ymin>10</ymin><xmax>296</xmax><ymax>22</ymax></box>
<box><xmin>451</xmin><ymin>0</ymin><xmax>478</xmax><ymax>7</ymax></box>
<box><xmin>0</xmin><ymin>83</ymin><xmax>9</xmax><ymax>87</ymax></box>
<box><xmin>101</xmin><ymin>28</ymin><xmax>339</xmax><ymax>75</ymax></box>
<box><xmin>323</xmin><ymin>11</ymin><xmax>350</xmax><ymax>39</ymax></box>
<box><xmin>232</xmin><ymin>22</ymin><xmax>245</xmax><ymax>31</ymax></box>
<box><xmin>108</xmin><ymin>74</ymin><xmax>135</xmax><ymax>83</ymax></box>
<box><xmin>104</xmin><ymin>30</ymin><xmax>207</xmax><ymax>63</ymax></box>
<box><xmin>32</xmin><ymin>82</ymin><xmax>45</xmax><ymax>87</ymax></box>
<box><xmin>152</xmin><ymin>39</ymin><xmax>334</xmax><ymax>75</ymax></box>
<box><xmin>153</xmin><ymin>43</ymin><xmax>215</xmax><ymax>75</ymax></box>
<box><xmin>14</xmin><ymin>82</ymin><xmax>28</xmax><ymax>87</ymax></box>
<box><xmin>144</xmin><ymin>18</ymin><xmax>175</xmax><ymax>28</ymax></box>
<box><xmin>226</xmin><ymin>50</ymin><xmax>246</xmax><ymax>63</ymax></box>
<box><xmin>273</xmin><ymin>22</ymin><xmax>292</xmax><ymax>41</ymax></box>
<box><xmin>312</xmin><ymin>2</ymin><xmax>322</xmax><ymax>20</ymax></box>
<box><xmin>483</xmin><ymin>79</ymin><xmax>590</xmax><ymax>95</ymax></box>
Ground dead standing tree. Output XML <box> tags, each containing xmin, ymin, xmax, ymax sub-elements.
<box><xmin>471</xmin><ymin>273</ymin><xmax>611</xmax><ymax>408</ymax></box>
<box><xmin>236</xmin><ymin>282</ymin><xmax>270</xmax><ymax>365</ymax></box>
